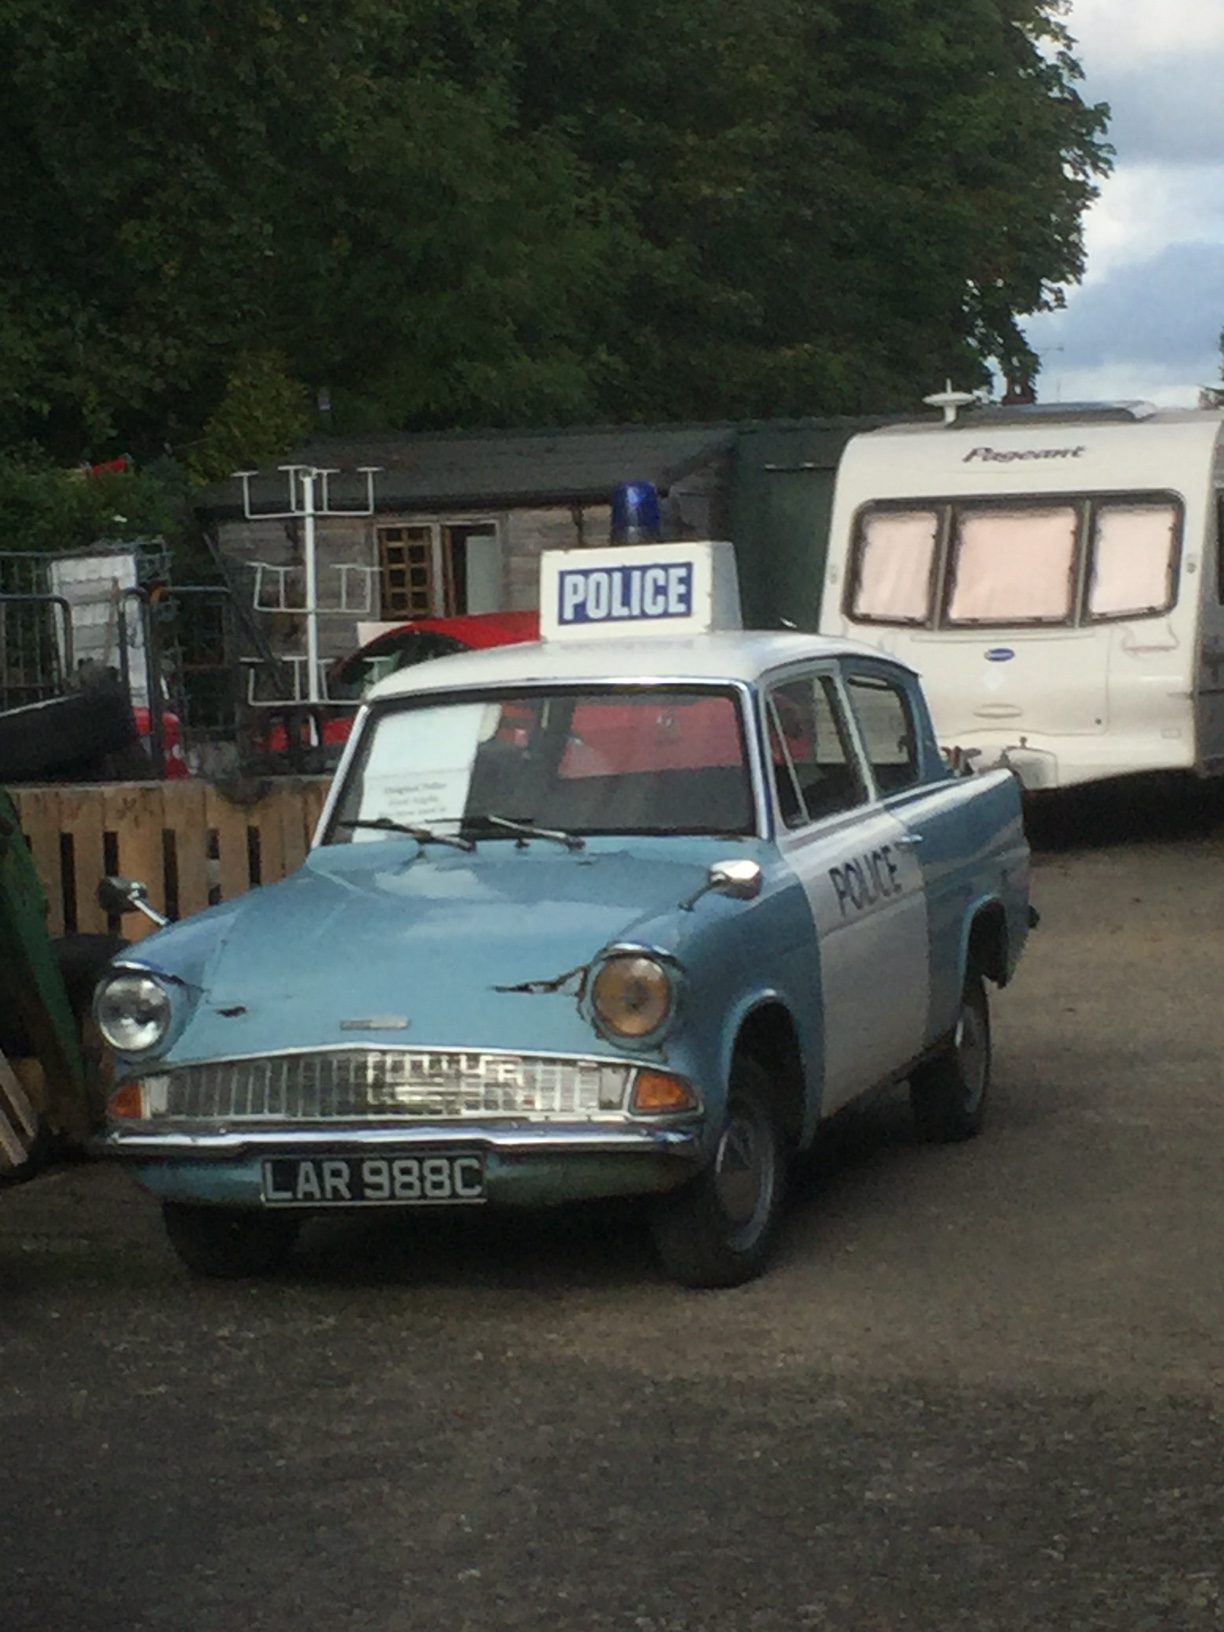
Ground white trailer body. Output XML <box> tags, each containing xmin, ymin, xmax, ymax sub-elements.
<box><xmin>818</xmin><ymin>404</ymin><xmax>1224</xmax><ymax>789</ymax></box>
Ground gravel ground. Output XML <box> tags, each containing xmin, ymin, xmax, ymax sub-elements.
<box><xmin>3</xmin><ymin>781</ymin><xmax>1224</xmax><ymax>1631</ymax></box>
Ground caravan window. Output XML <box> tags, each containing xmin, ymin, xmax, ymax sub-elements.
<box><xmin>847</xmin><ymin>491</ymin><xmax>1183</xmax><ymax>630</ymax></box>
<box><xmin>849</xmin><ymin>510</ymin><xmax>939</xmax><ymax>623</ymax></box>
<box><xmin>1087</xmin><ymin>502</ymin><xmax>1178</xmax><ymax>619</ymax></box>
<box><xmin>946</xmin><ymin>505</ymin><xmax>1078</xmax><ymax>625</ymax></box>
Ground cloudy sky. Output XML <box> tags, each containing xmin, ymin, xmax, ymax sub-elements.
<box><xmin>1020</xmin><ymin>0</ymin><xmax>1224</xmax><ymax>406</ymax></box>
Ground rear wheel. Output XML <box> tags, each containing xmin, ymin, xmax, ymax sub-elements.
<box><xmin>162</xmin><ymin>1202</ymin><xmax>300</xmax><ymax>1279</ymax></box>
<box><xmin>909</xmin><ymin>970</ymin><xmax>991</xmax><ymax>1142</ymax></box>
<box><xmin>650</xmin><ymin>1056</ymin><xmax>787</xmax><ymax>1288</ymax></box>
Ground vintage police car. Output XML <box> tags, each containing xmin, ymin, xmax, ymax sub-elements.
<box><xmin>94</xmin><ymin>542</ymin><xmax>1033</xmax><ymax>1287</ymax></box>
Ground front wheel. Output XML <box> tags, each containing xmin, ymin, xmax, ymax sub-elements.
<box><xmin>909</xmin><ymin>970</ymin><xmax>991</xmax><ymax>1142</ymax></box>
<box><xmin>649</xmin><ymin>1056</ymin><xmax>787</xmax><ymax>1288</ymax></box>
<box><xmin>162</xmin><ymin>1202</ymin><xmax>300</xmax><ymax>1279</ymax></box>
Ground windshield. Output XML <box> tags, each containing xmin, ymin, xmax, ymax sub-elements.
<box><xmin>326</xmin><ymin>685</ymin><xmax>754</xmax><ymax>841</ymax></box>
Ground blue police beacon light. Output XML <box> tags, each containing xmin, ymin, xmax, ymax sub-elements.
<box><xmin>611</xmin><ymin>481</ymin><xmax>662</xmax><ymax>544</ymax></box>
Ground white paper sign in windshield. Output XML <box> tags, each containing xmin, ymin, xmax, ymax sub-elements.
<box><xmin>539</xmin><ymin>541</ymin><xmax>742</xmax><ymax>640</ymax></box>
<box><xmin>356</xmin><ymin>703</ymin><xmax>488</xmax><ymax>832</ymax></box>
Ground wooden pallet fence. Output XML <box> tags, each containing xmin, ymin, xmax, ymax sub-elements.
<box><xmin>10</xmin><ymin>778</ymin><xmax>332</xmax><ymax>942</ymax></box>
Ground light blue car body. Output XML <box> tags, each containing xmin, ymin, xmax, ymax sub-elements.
<box><xmin>97</xmin><ymin>632</ymin><xmax>1032</xmax><ymax>1213</ymax></box>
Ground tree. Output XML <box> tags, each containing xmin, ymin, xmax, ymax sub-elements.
<box><xmin>0</xmin><ymin>0</ymin><xmax>629</xmax><ymax>457</ymax></box>
<box><xmin>512</xmin><ymin>0</ymin><xmax>1112</xmax><ymax>415</ymax></box>
<box><xmin>0</xmin><ymin>0</ymin><xmax>1109</xmax><ymax>456</ymax></box>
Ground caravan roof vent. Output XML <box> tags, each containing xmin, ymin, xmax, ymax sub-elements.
<box><xmin>972</xmin><ymin>400</ymin><xmax>1160</xmax><ymax>425</ymax></box>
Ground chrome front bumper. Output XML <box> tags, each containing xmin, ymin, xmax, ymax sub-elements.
<box><xmin>95</xmin><ymin>1119</ymin><xmax>704</xmax><ymax>1209</ymax></box>
<box><xmin>95</xmin><ymin>1119</ymin><xmax>701</xmax><ymax>1159</ymax></box>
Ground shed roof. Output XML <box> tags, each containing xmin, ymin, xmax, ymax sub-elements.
<box><xmin>201</xmin><ymin>422</ymin><xmax>738</xmax><ymax>517</ymax></box>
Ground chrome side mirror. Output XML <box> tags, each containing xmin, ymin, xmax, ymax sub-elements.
<box><xmin>679</xmin><ymin>858</ymin><xmax>763</xmax><ymax>913</ymax></box>
<box><xmin>97</xmin><ymin>875</ymin><xmax>171</xmax><ymax>928</ymax></box>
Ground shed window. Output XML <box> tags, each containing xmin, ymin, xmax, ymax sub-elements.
<box><xmin>850</xmin><ymin>510</ymin><xmax>938</xmax><ymax>622</ymax></box>
<box><xmin>946</xmin><ymin>505</ymin><xmax>1078</xmax><ymax>625</ymax></box>
<box><xmin>1087</xmin><ymin>502</ymin><xmax>1177</xmax><ymax>619</ymax></box>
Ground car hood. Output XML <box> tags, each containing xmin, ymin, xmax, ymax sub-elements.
<box><xmin>147</xmin><ymin>839</ymin><xmax>729</xmax><ymax>1063</ymax></box>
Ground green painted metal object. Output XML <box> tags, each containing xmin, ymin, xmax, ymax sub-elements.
<box><xmin>0</xmin><ymin>786</ymin><xmax>91</xmax><ymax>1145</ymax></box>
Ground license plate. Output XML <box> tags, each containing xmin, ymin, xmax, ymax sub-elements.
<box><xmin>261</xmin><ymin>1153</ymin><xmax>486</xmax><ymax>1207</ymax></box>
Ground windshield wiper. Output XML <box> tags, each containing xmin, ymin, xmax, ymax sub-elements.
<box><xmin>465</xmin><ymin>812</ymin><xmax>584</xmax><ymax>851</ymax></box>
<box><xmin>336</xmin><ymin>817</ymin><xmax>475</xmax><ymax>852</ymax></box>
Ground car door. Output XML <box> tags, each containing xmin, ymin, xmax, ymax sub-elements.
<box><xmin>842</xmin><ymin>660</ymin><xmax>1016</xmax><ymax>1041</ymax></box>
<box><xmin>765</xmin><ymin>666</ymin><xmax>930</xmax><ymax>1116</ymax></box>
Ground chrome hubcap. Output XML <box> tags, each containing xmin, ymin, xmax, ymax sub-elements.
<box><xmin>713</xmin><ymin>1101</ymin><xmax>775</xmax><ymax>1245</ymax></box>
<box><xmin>955</xmin><ymin>999</ymin><xmax>988</xmax><ymax>1113</ymax></box>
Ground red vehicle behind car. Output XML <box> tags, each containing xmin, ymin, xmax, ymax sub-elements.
<box><xmin>262</xmin><ymin>610</ymin><xmax>540</xmax><ymax>756</ymax></box>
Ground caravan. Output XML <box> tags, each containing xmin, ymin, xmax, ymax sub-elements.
<box><xmin>818</xmin><ymin>402</ymin><xmax>1224</xmax><ymax>789</ymax></box>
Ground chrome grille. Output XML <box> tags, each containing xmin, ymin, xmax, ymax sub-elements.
<box><xmin>137</xmin><ymin>1050</ymin><xmax>633</xmax><ymax>1122</ymax></box>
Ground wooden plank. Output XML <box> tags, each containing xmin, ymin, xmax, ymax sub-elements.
<box><xmin>0</xmin><ymin>1048</ymin><xmax>38</xmax><ymax>1172</ymax></box>
<box><xmin>7</xmin><ymin>779</ymin><xmax>330</xmax><ymax>932</ymax></box>
<box><xmin>18</xmin><ymin>786</ymin><xmax>65</xmax><ymax>933</ymax></box>
<box><xmin>16</xmin><ymin>788</ymin><xmax>65</xmax><ymax>937</ymax></box>
<box><xmin>205</xmin><ymin>785</ymin><xmax>252</xmax><ymax>902</ymax></box>
<box><xmin>302</xmin><ymin>779</ymin><xmax>329</xmax><ymax>845</ymax></box>
<box><xmin>55</xmin><ymin>787</ymin><xmax>108</xmax><ymax>932</ymax></box>
<box><xmin>163</xmin><ymin>782</ymin><xmax>210</xmax><ymax>918</ymax></box>
<box><xmin>279</xmin><ymin>785</ymin><xmax>308</xmax><ymax>877</ymax></box>
<box><xmin>102</xmin><ymin>783</ymin><xmax>166</xmax><ymax>942</ymax></box>
<box><xmin>0</xmin><ymin>788</ymin><xmax>88</xmax><ymax>1132</ymax></box>
<box><xmin>250</xmin><ymin>788</ymin><xmax>286</xmax><ymax>886</ymax></box>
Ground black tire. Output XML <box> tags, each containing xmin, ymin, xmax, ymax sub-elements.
<box><xmin>162</xmin><ymin>1202</ymin><xmax>300</xmax><ymax>1279</ymax></box>
<box><xmin>910</xmin><ymin>970</ymin><xmax>991</xmax><ymax>1142</ymax></box>
<box><xmin>649</xmin><ymin>1055</ymin><xmax>787</xmax><ymax>1289</ymax></box>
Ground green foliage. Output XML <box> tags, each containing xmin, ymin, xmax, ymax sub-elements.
<box><xmin>188</xmin><ymin>353</ymin><xmax>311</xmax><ymax>483</ymax></box>
<box><xmin>512</xmin><ymin>0</ymin><xmax>1111</xmax><ymax>413</ymax></box>
<box><xmin>0</xmin><ymin>0</ymin><xmax>1110</xmax><ymax>453</ymax></box>
<box><xmin>0</xmin><ymin>452</ymin><xmax>191</xmax><ymax>557</ymax></box>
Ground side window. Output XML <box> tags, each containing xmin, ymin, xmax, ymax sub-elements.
<box><xmin>945</xmin><ymin>504</ymin><xmax>1078</xmax><ymax>625</ymax></box>
<box><xmin>848</xmin><ymin>507</ymin><xmax>939</xmax><ymax>624</ymax></box>
<box><xmin>1086</xmin><ymin>501</ymin><xmax>1178</xmax><ymax>620</ymax></box>
<box><xmin>766</xmin><ymin>673</ymin><xmax>866</xmax><ymax>828</ymax></box>
<box><xmin>845</xmin><ymin>672</ymin><xmax>921</xmax><ymax>794</ymax></box>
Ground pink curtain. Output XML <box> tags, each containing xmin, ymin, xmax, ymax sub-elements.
<box><xmin>1088</xmin><ymin>503</ymin><xmax>1176</xmax><ymax>617</ymax></box>
<box><xmin>852</xmin><ymin>510</ymin><xmax>938</xmax><ymax>620</ymax></box>
<box><xmin>947</xmin><ymin>507</ymin><xmax>1077</xmax><ymax>623</ymax></box>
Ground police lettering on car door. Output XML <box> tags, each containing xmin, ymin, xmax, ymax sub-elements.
<box><xmin>828</xmin><ymin>844</ymin><xmax>902</xmax><ymax>917</ymax></box>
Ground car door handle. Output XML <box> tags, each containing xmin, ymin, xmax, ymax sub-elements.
<box><xmin>894</xmin><ymin>834</ymin><xmax>923</xmax><ymax>849</ymax></box>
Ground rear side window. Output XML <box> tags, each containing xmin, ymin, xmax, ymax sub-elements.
<box><xmin>1086</xmin><ymin>501</ymin><xmax>1178</xmax><ymax>619</ymax></box>
<box><xmin>844</xmin><ymin>672</ymin><xmax>920</xmax><ymax>793</ymax></box>
<box><xmin>766</xmin><ymin>673</ymin><xmax>866</xmax><ymax>828</ymax></box>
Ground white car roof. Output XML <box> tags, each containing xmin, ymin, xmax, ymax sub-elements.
<box><xmin>368</xmin><ymin>630</ymin><xmax>909</xmax><ymax>701</ymax></box>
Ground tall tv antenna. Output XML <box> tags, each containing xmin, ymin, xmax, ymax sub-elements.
<box><xmin>234</xmin><ymin>464</ymin><xmax>381</xmax><ymax>705</ymax></box>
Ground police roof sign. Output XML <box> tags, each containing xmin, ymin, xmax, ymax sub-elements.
<box><xmin>539</xmin><ymin>542</ymin><xmax>742</xmax><ymax>641</ymax></box>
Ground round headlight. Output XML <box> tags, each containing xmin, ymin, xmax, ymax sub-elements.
<box><xmin>96</xmin><ymin>972</ymin><xmax>173</xmax><ymax>1054</ymax></box>
<box><xmin>591</xmin><ymin>954</ymin><xmax>674</xmax><ymax>1038</ymax></box>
